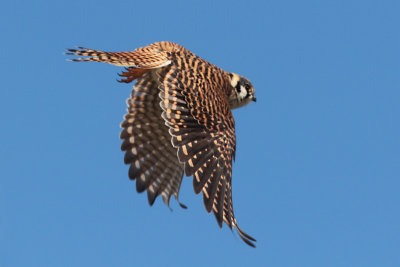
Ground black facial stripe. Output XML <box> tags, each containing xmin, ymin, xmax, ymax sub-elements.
<box><xmin>235</xmin><ymin>82</ymin><xmax>241</xmax><ymax>93</ymax></box>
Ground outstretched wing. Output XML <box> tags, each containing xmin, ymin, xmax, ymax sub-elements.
<box><xmin>120</xmin><ymin>71</ymin><xmax>186</xmax><ymax>208</ymax></box>
<box><xmin>67</xmin><ymin>42</ymin><xmax>187</xmax><ymax>206</ymax></box>
<box><xmin>66</xmin><ymin>42</ymin><xmax>174</xmax><ymax>68</ymax></box>
<box><xmin>158</xmin><ymin>56</ymin><xmax>256</xmax><ymax>247</ymax></box>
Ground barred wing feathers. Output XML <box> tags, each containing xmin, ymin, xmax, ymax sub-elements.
<box><xmin>120</xmin><ymin>71</ymin><xmax>185</xmax><ymax>208</ymax></box>
<box><xmin>66</xmin><ymin>42</ymin><xmax>184</xmax><ymax>68</ymax></box>
<box><xmin>158</xmin><ymin>61</ymin><xmax>256</xmax><ymax>247</ymax></box>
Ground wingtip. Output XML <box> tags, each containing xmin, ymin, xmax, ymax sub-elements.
<box><xmin>212</xmin><ymin>211</ymin><xmax>224</xmax><ymax>228</ymax></box>
<box><xmin>65</xmin><ymin>48</ymin><xmax>79</xmax><ymax>55</ymax></box>
<box><xmin>237</xmin><ymin>226</ymin><xmax>257</xmax><ymax>248</ymax></box>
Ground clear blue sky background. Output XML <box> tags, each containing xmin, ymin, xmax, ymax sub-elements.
<box><xmin>1</xmin><ymin>0</ymin><xmax>399</xmax><ymax>266</ymax></box>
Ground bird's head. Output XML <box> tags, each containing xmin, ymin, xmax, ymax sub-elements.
<box><xmin>228</xmin><ymin>73</ymin><xmax>256</xmax><ymax>109</ymax></box>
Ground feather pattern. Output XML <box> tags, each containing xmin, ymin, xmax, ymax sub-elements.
<box><xmin>120</xmin><ymin>71</ymin><xmax>185</xmax><ymax>207</ymax></box>
<box><xmin>66</xmin><ymin>41</ymin><xmax>255</xmax><ymax>247</ymax></box>
<box><xmin>156</xmin><ymin>49</ymin><xmax>255</xmax><ymax>246</ymax></box>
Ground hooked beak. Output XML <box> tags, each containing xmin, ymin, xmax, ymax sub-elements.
<box><xmin>252</xmin><ymin>97</ymin><xmax>257</xmax><ymax>102</ymax></box>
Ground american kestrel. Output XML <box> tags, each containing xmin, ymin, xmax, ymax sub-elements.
<box><xmin>66</xmin><ymin>42</ymin><xmax>257</xmax><ymax>247</ymax></box>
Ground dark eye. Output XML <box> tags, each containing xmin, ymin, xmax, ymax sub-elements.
<box><xmin>245</xmin><ymin>84</ymin><xmax>251</xmax><ymax>90</ymax></box>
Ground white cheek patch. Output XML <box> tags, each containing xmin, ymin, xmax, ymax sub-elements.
<box><xmin>239</xmin><ymin>85</ymin><xmax>248</xmax><ymax>99</ymax></box>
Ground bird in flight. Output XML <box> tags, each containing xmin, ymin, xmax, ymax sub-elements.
<box><xmin>66</xmin><ymin>41</ymin><xmax>257</xmax><ymax>247</ymax></box>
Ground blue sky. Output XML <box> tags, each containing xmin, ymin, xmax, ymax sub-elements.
<box><xmin>1</xmin><ymin>0</ymin><xmax>399</xmax><ymax>266</ymax></box>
